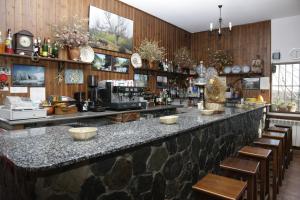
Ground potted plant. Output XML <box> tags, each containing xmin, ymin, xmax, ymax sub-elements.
<box><xmin>287</xmin><ymin>102</ymin><xmax>297</xmax><ymax>112</ymax></box>
<box><xmin>208</xmin><ymin>50</ymin><xmax>233</xmax><ymax>73</ymax></box>
<box><xmin>52</xmin><ymin>16</ymin><xmax>89</xmax><ymax>61</ymax></box>
<box><xmin>136</xmin><ymin>39</ymin><xmax>165</xmax><ymax>69</ymax></box>
<box><xmin>173</xmin><ymin>47</ymin><xmax>194</xmax><ymax>69</ymax></box>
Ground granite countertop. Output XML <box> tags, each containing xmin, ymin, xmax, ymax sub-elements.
<box><xmin>0</xmin><ymin>105</ymin><xmax>181</xmax><ymax>126</ymax></box>
<box><xmin>0</xmin><ymin>106</ymin><xmax>264</xmax><ymax>172</ymax></box>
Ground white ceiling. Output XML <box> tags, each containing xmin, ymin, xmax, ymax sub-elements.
<box><xmin>120</xmin><ymin>0</ymin><xmax>300</xmax><ymax>33</ymax></box>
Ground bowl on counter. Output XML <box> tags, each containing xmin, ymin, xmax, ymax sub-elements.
<box><xmin>160</xmin><ymin>115</ymin><xmax>178</xmax><ymax>125</ymax></box>
<box><xmin>68</xmin><ymin>127</ymin><xmax>97</xmax><ymax>140</ymax></box>
<box><xmin>200</xmin><ymin>109</ymin><xmax>214</xmax><ymax>115</ymax></box>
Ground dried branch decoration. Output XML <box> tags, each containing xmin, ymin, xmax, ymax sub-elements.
<box><xmin>136</xmin><ymin>39</ymin><xmax>166</xmax><ymax>62</ymax></box>
<box><xmin>208</xmin><ymin>50</ymin><xmax>233</xmax><ymax>72</ymax></box>
<box><xmin>173</xmin><ymin>47</ymin><xmax>194</xmax><ymax>68</ymax></box>
<box><xmin>205</xmin><ymin>75</ymin><xmax>226</xmax><ymax>103</ymax></box>
<box><xmin>52</xmin><ymin>15</ymin><xmax>90</xmax><ymax>48</ymax></box>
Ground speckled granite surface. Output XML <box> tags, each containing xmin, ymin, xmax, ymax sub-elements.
<box><xmin>0</xmin><ymin>106</ymin><xmax>264</xmax><ymax>172</ymax></box>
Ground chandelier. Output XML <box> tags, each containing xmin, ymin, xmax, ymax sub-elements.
<box><xmin>209</xmin><ymin>5</ymin><xmax>232</xmax><ymax>35</ymax></box>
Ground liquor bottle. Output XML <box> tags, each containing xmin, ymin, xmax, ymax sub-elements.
<box><xmin>37</xmin><ymin>37</ymin><xmax>42</xmax><ymax>56</ymax></box>
<box><xmin>4</xmin><ymin>29</ymin><xmax>13</xmax><ymax>54</ymax></box>
<box><xmin>32</xmin><ymin>38</ymin><xmax>39</xmax><ymax>57</ymax></box>
<box><xmin>47</xmin><ymin>38</ymin><xmax>52</xmax><ymax>57</ymax></box>
<box><xmin>0</xmin><ymin>31</ymin><xmax>5</xmax><ymax>54</ymax></box>
<box><xmin>52</xmin><ymin>42</ymin><xmax>59</xmax><ymax>58</ymax></box>
<box><xmin>42</xmin><ymin>38</ymin><xmax>48</xmax><ymax>57</ymax></box>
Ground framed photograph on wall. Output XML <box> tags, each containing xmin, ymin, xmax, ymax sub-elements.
<box><xmin>12</xmin><ymin>64</ymin><xmax>45</xmax><ymax>87</ymax></box>
<box><xmin>157</xmin><ymin>76</ymin><xmax>168</xmax><ymax>88</ymax></box>
<box><xmin>65</xmin><ymin>69</ymin><xmax>84</xmax><ymax>84</ymax></box>
<box><xmin>112</xmin><ymin>57</ymin><xmax>129</xmax><ymax>73</ymax></box>
<box><xmin>89</xmin><ymin>5</ymin><xmax>134</xmax><ymax>54</ymax></box>
<box><xmin>242</xmin><ymin>78</ymin><xmax>260</xmax><ymax>90</ymax></box>
<box><xmin>92</xmin><ymin>53</ymin><xmax>112</xmax><ymax>71</ymax></box>
<box><xmin>134</xmin><ymin>74</ymin><xmax>148</xmax><ymax>87</ymax></box>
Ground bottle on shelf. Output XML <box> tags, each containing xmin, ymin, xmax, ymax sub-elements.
<box><xmin>47</xmin><ymin>38</ymin><xmax>52</xmax><ymax>57</ymax></box>
<box><xmin>42</xmin><ymin>38</ymin><xmax>48</xmax><ymax>57</ymax></box>
<box><xmin>0</xmin><ymin>31</ymin><xmax>5</xmax><ymax>54</ymax></box>
<box><xmin>33</xmin><ymin>38</ymin><xmax>39</xmax><ymax>57</ymax></box>
<box><xmin>52</xmin><ymin>42</ymin><xmax>59</xmax><ymax>58</ymax></box>
<box><xmin>4</xmin><ymin>29</ymin><xmax>13</xmax><ymax>54</ymax></box>
<box><xmin>37</xmin><ymin>37</ymin><xmax>42</xmax><ymax>56</ymax></box>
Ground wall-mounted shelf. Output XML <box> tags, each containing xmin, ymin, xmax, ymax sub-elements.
<box><xmin>0</xmin><ymin>53</ymin><xmax>92</xmax><ymax>65</ymax></box>
<box><xmin>219</xmin><ymin>72</ymin><xmax>262</xmax><ymax>77</ymax></box>
<box><xmin>134</xmin><ymin>68</ymin><xmax>196</xmax><ymax>78</ymax></box>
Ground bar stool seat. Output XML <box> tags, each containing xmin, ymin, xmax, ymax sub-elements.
<box><xmin>262</xmin><ymin>131</ymin><xmax>286</xmax><ymax>182</ymax></box>
<box><xmin>220</xmin><ymin>157</ymin><xmax>260</xmax><ymax>200</ymax></box>
<box><xmin>269</xmin><ymin>125</ymin><xmax>293</xmax><ymax>165</ymax></box>
<box><xmin>238</xmin><ymin>146</ymin><xmax>271</xmax><ymax>200</ymax></box>
<box><xmin>192</xmin><ymin>173</ymin><xmax>247</xmax><ymax>200</ymax></box>
<box><xmin>253</xmin><ymin>138</ymin><xmax>281</xmax><ymax>199</ymax></box>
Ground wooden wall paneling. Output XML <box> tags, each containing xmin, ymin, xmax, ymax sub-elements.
<box><xmin>191</xmin><ymin>20</ymin><xmax>271</xmax><ymax>102</ymax></box>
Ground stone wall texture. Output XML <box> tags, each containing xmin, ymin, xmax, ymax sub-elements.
<box><xmin>1</xmin><ymin>108</ymin><xmax>262</xmax><ymax>200</ymax></box>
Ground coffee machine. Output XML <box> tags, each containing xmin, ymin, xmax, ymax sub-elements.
<box><xmin>98</xmin><ymin>81</ymin><xmax>146</xmax><ymax>110</ymax></box>
<box><xmin>88</xmin><ymin>75</ymin><xmax>105</xmax><ymax>112</ymax></box>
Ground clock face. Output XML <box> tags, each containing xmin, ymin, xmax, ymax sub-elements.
<box><xmin>19</xmin><ymin>36</ymin><xmax>31</xmax><ymax>48</ymax></box>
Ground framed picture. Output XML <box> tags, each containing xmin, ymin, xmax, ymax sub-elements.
<box><xmin>134</xmin><ymin>74</ymin><xmax>148</xmax><ymax>87</ymax></box>
<box><xmin>92</xmin><ymin>53</ymin><xmax>112</xmax><ymax>71</ymax></box>
<box><xmin>12</xmin><ymin>64</ymin><xmax>45</xmax><ymax>87</ymax></box>
<box><xmin>112</xmin><ymin>57</ymin><xmax>129</xmax><ymax>73</ymax></box>
<box><xmin>157</xmin><ymin>76</ymin><xmax>168</xmax><ymax>88</ymax></box>
<box><xmin>89</xmin><ymin>5</ymin><xmax>134</xmax><ymax>54</ymax></box>
<box><xmin>242</xmin><ymin>78</ymin><xmax>260</xmax><ymax>90</ymax></box>
<box><xmin>65</xmin><ymin>69</ymin><xmax>84</xmax><ymax>84</ymax></box>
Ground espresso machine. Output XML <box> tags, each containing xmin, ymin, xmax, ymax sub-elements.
<box><xmin>98</xmin><ymin>81</ymin><xmax>146</xmax><ymax>110</ymax></box>
<box><xmin>74</xmin><ymin>92</ymin><xmax>89</xmax><ymax>112</ymax></box>
<box><xmin>88</xmin><ymin>75</ymin><xmax>105</xmax><ymax>112</ymax></box>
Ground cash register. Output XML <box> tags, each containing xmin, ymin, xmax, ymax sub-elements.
<box><xmin>0</xmin><ymin>96</ymin><xmax>47</xmax><ymax>120</ymax></box>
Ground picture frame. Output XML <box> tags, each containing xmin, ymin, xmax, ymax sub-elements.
<box><xmin>157</xmin><ymin>76</ymin><xmax>168</xmax><ymax>88</ymax></box>
<box><xmin>89</xmin><ymin>5</ymin><xmax>134</xmax><ymax>54</ymax></box>
<box><xmin>134</xmin><ymin>74</ymin><xmax>148</xmax><ymax>87</ymax></box>
<box><xmin>12</xmin><ymin>64</ymin><xmax>45</xmax><ymax>87</ymax></box>
<box><xmin>64</xmin><ymin>69</ymin><xmax>84</xmax><ymax>84</ymax></box>
<box><xmin>242</xmin><ymin>78</ymin><xmax>260</xmax><ymax>90</ymax></box>
<box><xmin>112</xmin><ymin>57</ymin><xmax>129</xmax><ymax>73</ymax></box>
<box><xmin>92</xmin><ymin>53</ymin><xmax>113</xmax><ymax>71</ymax></box>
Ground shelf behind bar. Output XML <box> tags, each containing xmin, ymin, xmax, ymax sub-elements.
<box><xmin>0</xmin><ymin>53</ymin><xmax>92</xmax><ymax>65</ymax></box>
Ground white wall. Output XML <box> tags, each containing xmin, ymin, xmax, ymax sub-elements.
<box><xmin>271</xmin><ymin>15</ymin><xmax>300</xmax><ymax>63</ymax></box>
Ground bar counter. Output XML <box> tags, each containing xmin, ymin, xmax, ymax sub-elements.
<box><xmin>0</xmin><ymin>106</ymin><xmax>264</xmax><ymax>200</ymax></box>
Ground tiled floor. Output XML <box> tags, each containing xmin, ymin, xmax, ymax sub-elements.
<box><xmin>277</xmin><ymin>150</ymin><xmax>300</xmax><ymax>200</ymax></box>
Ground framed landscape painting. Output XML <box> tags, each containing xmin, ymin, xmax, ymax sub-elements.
<box><xmin>12</xmin><ymin>64</ymin><xmax>45</xmax><ymax>87</ymax></box>
<box><xmin>89</xmin><ymin>5</ymin><xmax>134</xmax><ymax>54</ymax></box>
<box><xmin>112</xmin><ymin>57</ymin><xmax>129</xmax><ymax>73</ymax></box>
<box><xmin>92</xmin><ymin>53</ymin><xmax>112</xmax><ymax>71</ymax></box>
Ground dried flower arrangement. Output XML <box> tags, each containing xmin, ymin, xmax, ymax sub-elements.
<box><xmin>208</xmin><ymin>50</ymin><xmax>233</xmax><ymax>72</ymax></box>
<box><xmin>205</xmin><ymin>75</ymin><xmax>226</xmax><ymax>103</ymax></box>
<box><xmin>52</xmin><ymin>15</ymin><xmax>90</xmax><ymax>48</ymax></box>
<box><xmin>136</xmin><ymin>39</ymin><xmax>166</xmax><ymax>63</ymax></box>
<box><xmin>173</xmin><ymin>47</ymin><xmax>194</xmax><ymax>68</ymax></box>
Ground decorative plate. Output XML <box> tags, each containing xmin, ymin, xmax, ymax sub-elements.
<box><xmin>232</xmin><ymin>65</ymin><xmax>241</xmax><ymax>74</ymax></box>
<box><xmin>242</xmin><ymin>65</ymin><xmax>250</xmax><ymax>73</ymax></box>
<box><xmin>131</xmin><ymin>53</ymin><xmax>142</xmax><ymax>68</ymax></box>
<box><xmin>80</xmin><ymin>46</ymin><xmax>95</xmax><ymax>63</ymax></box>
<box><xmin>223</xmin><ymin>66</ymin><xmax>232</xmax><ymax>74</ymax></box>
<box><xmin>206</xmin><ymin>67</ymin><xmax>218</xmax><ymax>78</ymax></box>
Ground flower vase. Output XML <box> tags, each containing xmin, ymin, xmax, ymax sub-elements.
<box><xmin>68</xmin><ymin>47</ymin><xmax>80</xmax><ymax>61</ymax></box>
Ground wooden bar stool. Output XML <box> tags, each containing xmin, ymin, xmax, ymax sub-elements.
<box><xmin>253</xmin><ymin>138</ymin><xmax>281</xmax><ymax>199</ymax></box>
<box><xmin>192</xmin><ymin>173</ymin><xmax>247</xmax><ymax>200</ymax></box>
<box><xmin>271</xmin><ymin>125</ymin><xmax>293</xmax><ymax>164</ymax></box>
<box><xmin>238</xmin><ymin>146</ymin><xmax>272</xmax><ymax>200</ymax></box>
<box><xmin>262</xmin><ymin>131</ymin><xmax>286</xmax><ymax>182</ymax></box>
<box><xmin>220</xmin><ymin>157</ymin><xmax>260</xmax><ymax>200</ymax></box>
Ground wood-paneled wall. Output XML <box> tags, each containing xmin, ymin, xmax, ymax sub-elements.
<box><xmin>0</xmin><ymin>0</ymin><xmax>191</xmax><ymax>103</ymax></box>
<box><xmin>191</xmin><ymin>21</ymin><xmax>271</xmax><ymax>101</ymax></box>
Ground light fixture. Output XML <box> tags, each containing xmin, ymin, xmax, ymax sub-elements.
<box><xmin>209</xmin><ymin>5</ymin><xmax>232</xmax><ymax>36</ymax></box>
